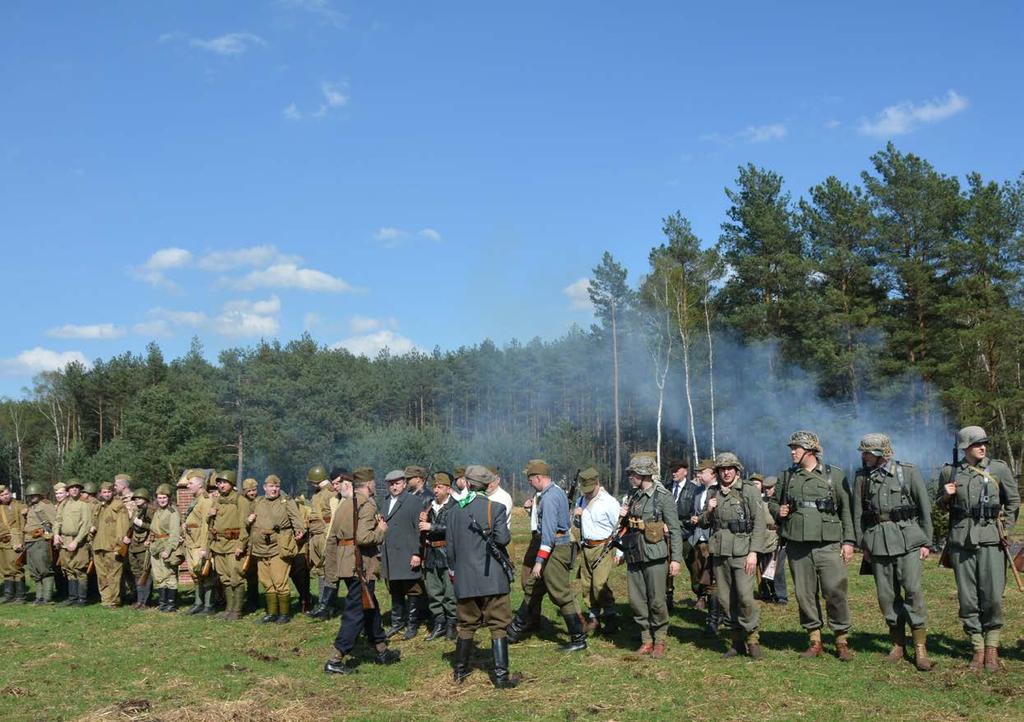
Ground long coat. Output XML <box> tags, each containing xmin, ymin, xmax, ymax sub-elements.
<box><xmin>381</xmin><ymin>491</ymin><xmax>426</xmax><ymax>581</ymax></box>
<box><xmin>446</xmin><ymin>494</ymin><xmax>511</xmax><ymax>599</ymax></box>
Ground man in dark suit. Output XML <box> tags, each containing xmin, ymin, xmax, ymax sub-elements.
<box><xmin>381</xmin><ymin>470</ymin><xmax>427</xmax><ymax>640</ymax></box>
<box><xmin>666</xmin><ymin>459</ymin><xmax>701</xmax><ymax>609</ymax></box>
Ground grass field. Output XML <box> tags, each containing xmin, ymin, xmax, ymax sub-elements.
<box><xmin>3</xmin><ymin>511</ymin><xmax>1024</xmax><ymax>722</ymax></box>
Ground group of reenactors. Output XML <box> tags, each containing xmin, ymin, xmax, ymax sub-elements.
<box><xmin>0</xmin><ymin>424</ymin><xmax>1019</xmax><ymax>686</ymax></box>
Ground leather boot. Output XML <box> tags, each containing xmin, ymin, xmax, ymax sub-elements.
<box><xmin>602</xmin><ymin>610</ymin><xmax>620</xmax><ymax>635</ymax></box>
<box><xmin>385</xmin><ymin>597</ymin><xmax>407</xmax><ymax>638</ymax></box>
<box><xmin>307</xmin><ymin>585</ymin><xmax>337</xmax><ymax>620</ymax></box>
<box><xmin>61</xmin><ymin>580</ymin><xmax>78</xmax><ymax>606</ymax></box>
<box><xmin>984</xmin><ymin>646</ymin><xmax>1001</xmax><ymax>673</ymax></box>
<box><xmin>201</xmin><ymin>586</ymin><xmax>216</xmax><ymax>615</ymax></box>
<box><xmin>912</xmin><ymin>628</ymin><xmax>934</xmax><ymax>671</ymax></box>
<box><xmin>276</xmin><ymin>592</ymin><xmax>292</xmax><ymax>623</ymax></box>
<box><xmin>723</xmin><ymin>631</ymin><xmax>745</xmax><ymax>658</ymax></box>
<box><xmin>426</xmin><ymin>615</ymin><xmax>447</xmax><ymax>641</ymax></box>
<box><xmin>0</xmin><ymin>580</ymin><xmax>14</xmax><ymax>603</ymax></box>
<box><xmin>559</xmin><ymin>613</ymin><xmax>587</xmax><ymax>652</ymax></box>
<box><xmin>800</xmin><ymin>630</ymin><xmax>823</xmax><ymax>658</ymax></box>
<box><xmin>505</xmin><ymin>603</ymin><xmax>532</xmax><ymax>643</ymax></box>
<box><xmin>75</xmin><ymin>578</ymin><xmax>88</xmax><ymax>606</ymax></box>
<box><xmin>651</xmin><ymin>642</ymin><xmax>666</xmax><ymax>659</ymax></box>
<box><xmin>187</xmin><ymin>584</ymin><xmax>204</xmax><ymax>615</ymax></box>
<box><xmin>835</xmin><ymin>635</ymin><xmax>855</xmax><ymax>662</ymax></box>
<box><xmin>324</xmin><ymin>651</ymin><xmax>354</xmax><ymax>675</ymax></box>
<box><xmin>637</xmin><ymin>641</ymin><xmax>654</xmax><ymax>655</ymax></box>
<box><xmin>223</xmin><ymin>588</ymin><xmax>240</xmax><ymax>621</ymax></box>
<box><xmin>260</xmin><ymin>591</ymin><xmax>278</xmax><ymax>623</ymax></box>
<box><xmin>446</xmin><ymin>617</ymin><xmax>458</xmax><ymax>640</ymax></box>
<box><xmin>886</xmin><ymin>625</ymin><xmax>905</xmax><ymax>662</ymax></box>
<box><xmin>402</xmin><ymin>596</ymin><xmax>422</xmax><ymax>640</ymax></box>
<box><xmin>138</xmin><ymin>579</ymin><xmax>152</xmax><ymax>609</ymax></box>
<box><xmin>40</xmin><ymin>576</ymin><xmax>55</xmax><ymax>604</ymax></box>
<box><xmin>166</xmin><ymin>588</ymin><xmax>178</xmax><ymax>613</ymax></box>
<box><xmin>453</xmin><ymin>637</ymin><xmax>473</xmax><ymax>683</ymax></box>
<box><xmin>491</xmin><ymin>638</ymin><xmax>518</xmax><ymax>689</ymax></box>
<box><xmin>375</xmin><ymin>645</ymin><xmax>401</xmax><ymax>665</ymax></box>
<box><xmin>14</xmin><ymin>579</ymin><xmax>27</xmax><ymax>602</ymax></box>
<box><xmin>582</xmin><ymin>611</ymin><xmax>599</xmax><ymax>634</ymax></box>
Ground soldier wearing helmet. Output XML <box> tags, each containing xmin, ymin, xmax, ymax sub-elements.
<box><xmin>699</xmin><ymin>453</ymin><xmax>767</xmax><ymax>659</ymax></box>
<box><xmin>208</xmin><ymin>469</ymin><xmax>248</xmax><ymax>620</ymax></box>
<box><xmin>936</xmin><ymin>426</ymin><xmax>1020</xmax><ymax>672</ymax></box>
<box><xmin>306</xmin><ymin>464</ymin><xmax>334</xmax><ymax>616</ymax></box>
<box><xmin>853</xmin><ymin>434</ymin><xmax>934</xmax><ymax>671</ymax></box>
<box><xmin>774</xmin><ymin>431</ymin><xmax>856</xmax><ymax>661</ymax></box>
<box><xmin>150</xmin><ymin>483</ymin><xmax>184</xmax><ymax>612</ymax></box>
<box><xmin>126</xmin><ymin>488</ymin><xmax>154</xmax><ymax>609</ymax></box>
<box><xmin>20</xmin><ymin>483</ymin><xmax>56</xmax><ymax>604</ymax></box>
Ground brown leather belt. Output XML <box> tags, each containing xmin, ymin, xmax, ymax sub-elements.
<box><xmin>428</xmin><ymin>540</ymin><xmax>447</xmax><ymax>548</ymax></box>
<box><xmin>215</xmin><ymin>529</ymin><xmax>240</xmax><ymax>540</ymax></box>
<box><xmin>152</xmin><ymin>533</ymin><xmax>170</xmax><ymax>539</ymax></box>
<box><xmin>583</xmin><ymin>536</ymin><xmax>612</xmax><ymax>548</ymax></box>
<box><xmin>338</xmin><ymin>539</ymin><xmax>354</xmax><ymax>546</ymax></box>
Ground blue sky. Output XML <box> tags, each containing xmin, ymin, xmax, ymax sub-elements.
<box><xmin>1</xmin><ymin>1</ymin><xmax>1022</xmax><ymax>396</ymax></box>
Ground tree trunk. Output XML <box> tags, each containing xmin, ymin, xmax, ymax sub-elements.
<box><xmin>703</xmin><ymin>291</ymin><xmax>717</xmax><ymax>460</ymax></box>
<box><xmin>611</xmin><ymin>301</ymin><xmax>622</xmax><ymax>497</ymax></box>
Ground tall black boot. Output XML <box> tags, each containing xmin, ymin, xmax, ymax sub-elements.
<box><xmin>165</xmin><ymin>587</ymin><xmax>178</xmax><ymax>612</ymax></box>
<box><xmin>491</xmin><ymin>638</ymin><xmax>518</xmax><ymax>689</ymax></box>
<box><xmin>14</xmin><ymin>579</ymin><xmax>28</xmax><ymax>603</ymax></box>
<box><xmin>61</xmin><ymin>580</ymin><xmax>77</xmax><ymax>606</ymax></box>
<box><xmin>446</xmin><ymin>616</ymin><xmax>458</xmax><ymax>640</ymax></box>
<box><xmin>559</xmin><ymin>613</ymin><xmax>588</xmax><ymax>652</ymax></box>
<box><xmin>505</xmin><ymin>602</ymin><xmax>532</xmax><ymax>643</ymax></box>
<box><xmin>426</xmin><ymin>615</ymin><xmax>447</xmax><ymax>641</ymax></box>
<box><xmin>307</xmin><ymin>584</ymin><xmax>337</xmax><ymax>620</ymax></box>
<box><xmin>453</xmin><ymin>637</ymin><xmax>473</xmax><ymax>683</ymax></box>
<box><xmin>0</xmin><ymin>580</ymin><xmax>14</xmax><ymax>603</ymax></box>
<box><xmin>403</xmin><ymin>596</ymin><xmax>423</xmax><ymax>640</ymax></box>
<box><xmin>385</xmin><ymin>597</ymin><xmax>407</xmax><ymax>638</ymax></box>
<box><xmin>75</xmin><ymin>577</ymin><xmax>88</xmax><ymax>605</ymax></box>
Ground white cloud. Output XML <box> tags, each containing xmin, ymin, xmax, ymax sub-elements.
<box><xmin>235</xmin><ymin>263</ymin><xmax>353</xmax><ymax>293</ymax></box>
<box><xmin>374</xmin><ymin>227</ymin><xmax>408</xmax><ymax>244</ymax></box>
<box><xmin>418</xmin><ymin>228</ymin><xmax>442</xmax><ymax>242</ymax></box>
<box><xmin>47</xmin><ymin>323</ymin><xmax>125</xmax><ymax>340</ymax></box>
<box><xmin>189</xmin><ymin>32</ymin><xmax>266</xmax><ymax>56</ymax></box>
<box><xmin>348</xmin><ymin>315</ymin><xmax>398</xmax><ymax>334</ymax></box>
<box><xmin>333</xmin><ymin>330</ymin><xmax>417</xmax><ymax>357</ymax></box>
<box><xmin>278</xmin><ymin>0</ymin><xmax>348</xmax><ymax>29</ymax></box>
<box><xmin>321</xmin><ymin>81</ymin><xmax>348</xmax><ymax>108</ymax></box>
<box><xmin>858</xmin><ymin>90</ymin><xmax>968</xmax><ymax>137</ymax></box>
<box><xmin>131</xmin><ymin>247</ymin><xmax>193</xmax><ymax>289</ymax></box>
<box><xmin>222</xmin><ymin>295</ymin><xmax>281</xmax><ymax>315</ymax></box>
<box><xmin>1</xmin><ymin>347</ymin><xmax>89</xmax><ymax>375</ymax></box>
<box><xmin>197</xmin><ymin>245</ymin><xmax>297</xmax><ymax>272</ymax></box>
<box><xmin>738</xmin><ymin>123</ymin><xmax>787</xmax><ymax>143</ymax></box>
<box><xmin>213</xmin><ymin>309</ymin><xmax>280</xmax><ymax>337</ymax></box>
<box><xmin>563</xmin><ymin>278</ymin><xmax>593</xmax><ymax>311</ymax></box>
<box><xmin>142</xmin><ymin>308</ymin><xmax>208</xmax><ymax>329</ymax></box>
<box><xmin>132</xmin><ymin>320</ymin><xmax>173</xmax><ymax>338</ymax></box>
<box><xmin>824</xmin><ymin>119</ymin><xmax>841</xmax><ymax>130</ymax></box>
<box><xmin>289</xmin><ymin>80</ymin><xmax>350</xmax><ymax>120</ymax></box>
<box><xmin>283</xmin><ymin>103</ymin><xmax>302</xmax><ymax>121</ymax></box>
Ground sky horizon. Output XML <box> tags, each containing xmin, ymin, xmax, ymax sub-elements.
<box><xmin>2</xmin><ymin>2</ymin><xmax>1022</xmax><ymax>397</ymax></box>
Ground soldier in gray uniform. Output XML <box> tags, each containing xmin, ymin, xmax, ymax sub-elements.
<box><xmin>853</xmin><ymin>433</ymin><xmax>935</xmax><ymax>671</ymax></box>
<box><xmin>447</xmin><ymin>465</ymin><xmax>518</xmax><ymax>688</ymax></box>
<box><xmin>618</xmin><ymin>452</ymin><xmax>684</xmax><ymax>658</ymax></box>
<box><xmin>936</xmin><ymin>425</ymin><xmax>1020</xmax><ymax>672</ymax></box>
<box><xmin>774</xmin><ymin>430</ymin><xmax>856</xmax><ymax>661</ymax></box>
<box><xmin>699</xmin><ymin>453</ymin><xmax>766</xmax><ymax>659</ymax></box>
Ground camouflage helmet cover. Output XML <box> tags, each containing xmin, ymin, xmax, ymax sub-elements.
<box><xmin>788</xmin><ymin>430</ymin><xmax>822</xmax><ymax>453</ymax></box>
<box><xmin>626</xmin><ymin>452</ymin><xmax>658</xmax><ymax>477</ymax></box>
<box><xmin>713</xmin><ymin>452</ymin><xmax>744</xmax><ymax>472</ymax></box>
<box><xmin>858</xmin><ymin>433</ymin><xmax>893</xmax><ymax>458</ymax></box>
<box><xmin>957</xmin><ymin>426</ymin><xmax>989</xmax><ymax>451</ymax></box>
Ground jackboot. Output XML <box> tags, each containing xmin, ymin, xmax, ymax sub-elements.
<box><xmin>453</xmin><ymin>637</ymin><xmax>473</xmax><ymax>683</ymax></box>
<box><xmin>402</xmin><ymin>596</ymin><xmax>423</xmax><ymax>640</ymax></box>
<box><xmin>187</xmin><ymin>584</ymin><xmax>205</xmax><ymax>615</ymax></box>
<box><xmin>275</xmin><ymin>592</ymin><xmax>291</xmax><ymax>623</ymax></box>
<box><xmin>505</xmin><ymin>603</ymin><xmax>532</xmax><ymax>643</ymax></box>
<box><xmin>886</xmin><ymin>625</ymin><xmax>905</xmax><ymax>662</ymax></box>
<box><xmin>0</xmin><ymin>580</ymin><xmax>15</xmax><ymax>603</ymax></box>
<box><xmin>40</xmin><ymin>576</ymin><xmax>55</xmax><ymax>604</ymax></box>
<box><xmin>385</xmin><ymin>597</ymin><xmax>407</xmax><ymax>638</ymax></box>
<box><xmin>425</xmin><ymin>615</ymin><xmax>447</xmax><ymax>641</ymax></box>
<box><xmin>201</xmin><ymin>586</ymin><xmax>216</xmax><ymax>615</ymax></box>
<box><xmin>559</xmin><ymin>613</ymin><xmax>588</xmax><ymax>652</ymax></box>
<box><xmin>164</xmin><ymin>588</ymin><xmax>177</xmax><ymax>613</ymax></box>
<box><xmin>307</xmin><ymin>584</ymin><xmax>337</xmax><ymax>620</ymax></box>
<box><xmin>260</xmin><ymin>591</ymin><xmax>278</xmax><ymax>623</ymax></box>
<box><xmin>912</xmin><ymin>628</ymin><xmax>934</xmax><ymax>671</ymax></box>
<box><xmin>74</xmin><ymin>578</ymin><xmax>88</xmax><ymax>606</ymax></box>
<box><xmin>14</xmin><ymin>579</ymin><xmax>27</xmax><ymax>603</ymax></box>
<box><xmin>61</xmin><ymin>580</ymin><xmax>78</xmax><ymax>606</ymax></box>
<box><xmin>602</xmin><ymin>609</ymin><xmax>620</xmax><ymax>635</ymax></box>
<box><xmin>491</xmin><ymin>638</ymin><xmax>519</xmax><ymax>689</ymax></box>
<box><xmin>446</xmin><ymin>616</ymin><xmax>458</xmax><ymax>640</ymax></box>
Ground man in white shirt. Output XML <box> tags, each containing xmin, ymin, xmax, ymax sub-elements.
<box><xmin>449</xmin><ymin>465</ymin><xmax>468</xmax><ymax>502</ymax></box>
<box><xmin>486</xmin><ymin>469</ymin><xmax>514</xmax><ymax>531</ymax></box>
<box><xmin>574</xmin><ymin>468</ymin><xmax>622</xmax><ymax>635</ymax></box>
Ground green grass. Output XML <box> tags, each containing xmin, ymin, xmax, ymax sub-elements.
<box><xmin>3</xmin><ymin>514</ymin><xmax>1024</xmax><ymax>722</ymax></box>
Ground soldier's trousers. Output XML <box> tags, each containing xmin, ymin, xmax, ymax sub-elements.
<box><xmin>579</xmin><ymin>544</ymin><xmax>615</xmax><ymax>612</ymax></box>
<box><xmin>25</xmin><ymin>540</ymin><xmax>54</xmax><ymax>582</ymax></box>
<box><xmin>787</xmin><ymin>541</ymin><xmax>851</xmax><ymax>634</ymax></box>
<box><xmin>541</xmin><ymin>544</ymin><xmax>578</xmax><ymax>616</ymax></box>
<box><xmin>212</xmin><ymin>552</ymin><xmax>244</xmax><ymax>589</ymax></box>
<box><xmin>773</xmin><ymin>545</ymin><xmax>788</xmax><ymax>601</ymax></box>
<box><xmin>713</xmin><ymin>555</ymin><xmax>759</xmax><ymax>633</ymax></box>
<box><xmin>93</xmin><ymin>550</ymin><xmax>123</xmax><ymax>606</ymax></box>
<box><xmin>627</xmin><ymin>558</ymin><xmax>669</xmax><ymax>643</ymax></box>
<box><xmin>309</xmin><ymin>532</ymin><xmax>327</xmax><ymax>577</ymax></box>
<box><xmin>690</xmin><ymin>542</ymin><xmax>716</xmax><ymax>597</ymax></box>
<box><xmin>870</xmin><ymin>550</ymin><xmax>927</xmax><ymax>630</ymax></box>
<box><xmin>456</xmin><ymin>593</ymin><xmax>513</xmax><ymax>640</ymax></box>
<box><xmin>0</xmin><ymin>546</ymin><xmax>18</xmax><ymax>580</ymax></box>
<box><xmin>680</xmin><ymin>540</ymin><xmax>700</xmax><ymax>596</ymax></box>
<box><xmin>424</xmin><ymin>566</ymin><xmax>456</xmax><ymax>620</ymax></box>
<box><xmin>257</xmin><ymin>555</ymin><xmax>292</xmax><ymax>594</ymax></box>
<box><xmin>951</xmin><ymin>543</ymin><xmax>1005</xmax><ymax>635</ymax></box>
<box><xmin>334</xmin><ymin>577</ymin><xmax>386</xmax><ymax>656</ymax></box>
<box><xmin>128</xmin><ymin>549</ymin><xmax>150</xmax><ymax>583</ymax></box>
<box><xmin>59</xmin><ymin>545</ymin><xmax>89</xmax><ymax>583</ymax></box>
<box><xmin>150</xmin><ymin>555</ymin><xmax>179</xmax><ymax>589</ymax></box>
<box><xmin>519</xmin><ymin>532</ymin><xmax>546</xmax><ymax>621</ymax></box>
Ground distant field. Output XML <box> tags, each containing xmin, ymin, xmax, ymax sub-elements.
<box><xmin>3</xmin><ymin>511</ymin><xmax>1024</xmax><ymax>722</ymax></box>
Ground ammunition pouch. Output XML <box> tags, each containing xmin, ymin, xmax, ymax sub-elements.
<box><xmin>726</xmin><ymin>520</ymin><xmax>755</xmax><ymax>534</ymax></box>
<box><xmin>952</xmin><ymin>504</ymin><xmax>1001</xmax><ymax>522</ymax></box>
<box><xmin>642</xmin><ymin>523</ymin><xmax>665</xmax><ymax>544</ymax></box>
<box><xmin>866</xmin><ymin>506</ymin><xmax>917</xmax><ymax>525</ymax></box>
<box><xmin>620</xmin><ymin>529</ymin><xmax>644</xmax><ymax>564</ymax></box>
<box><xmin>797</xmin><ymin>498</ymin><xmax>836</xmax><ymax>514</ymax></box>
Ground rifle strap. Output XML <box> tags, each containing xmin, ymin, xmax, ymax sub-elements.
<box><xmin>486</xmin><ymin>500</ymin><xmax>493</xmax><ymax>534</ymax></box>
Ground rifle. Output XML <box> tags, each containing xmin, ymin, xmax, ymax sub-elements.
<box><xmin>589</xmin><ymin>489</ymin><xmax>640</xmax><ymax>572</ymax></box>
<box><xmin>15</xmin><ymin>547</ymin><xmax>26</xmax><ymax>571</ymax></box>
<box><xmin>467</xmin><ymin>503</ymin><xmax>515</xmax><ymax>583</ymax></box>
<box><xmin>118</xmin><ymin>505</ymin><xmax>148</xmax><ymax>559</ymax></box>
<box><xmin>938</xmin><ymin>440</ymin><xmax>958</xmax><ymax>569</ymax></box>
<box><xmin>200</xmin><ymin>499</ymin><xmax>216</xmax><ymax>578</ymax></box>
<box><xmin>996</xmin><ymin>515</ymin><xmax>1023</xmax><ymax>593</ymax></box>
<box><xmin>352</xmin><ymin>498</ymin><xmax>376</xmax><ymax>610</ymax></box>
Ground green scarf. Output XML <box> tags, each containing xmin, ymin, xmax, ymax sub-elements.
<box><xmin>458</xmin><ymin>491</ymin><xmax>477</xmax><ymax>508</ymax></box>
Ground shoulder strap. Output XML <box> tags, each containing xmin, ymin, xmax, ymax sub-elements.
<box><xmin>487</xmin><ymin>499</ymin><xmax>493</xmax><ymax>533</ymax></box>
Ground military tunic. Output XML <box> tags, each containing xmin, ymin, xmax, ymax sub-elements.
<box><xmin>56</xmin><ymin>498</ymin><xmax>91</xmax><ymax>583</ymax></box>
<box><xmin>210</xmin><ymin>490</ymin><xmax>248</xmax><ymax>589</ymax></box>
<box><xmin>250</xmin><ymin>495</ymin><xmax>304</xmax><ymax>595</ymax></box>
<box><xmin>775</xmin><ymin>462</ymin><xmax>854</xmax><ymax>636</ymax></box>
<box><xmin>22</xmin><ymin>499</ymin><xmax>57</xmax><ymax>583</ymax></box>
<box><xmin>126</xmin><ymin>505</ymin><xmax>153</xmax><ymax>592</ymax></box>
<box><xmin>149</xmin><ymin>505</ymin><xmax>184</xmax><ymax>589</ymax></box>
<box><xmin>854</xmin><ymin>460</ymin><xmax>932</xmax><ymax>631</ymax></box>
<box><xmin>423</xmin><ymin>496</ymin><xmax>457</xmax><ymax>623</ymax></box>
<box><xmin>309</xmin><ymin>486</ymin><xmax>333</xmax><ymax>577</ymax></box>
<box><xmin>535</xmin><ymin>482</ymin><xmax>579</xmax><ymax>617</ymax></box>
<box><xmin>621</xmin><ymin>484</ymin><xmax>684</xmax><ymax>644</ymax></box>
<box><xmin>936</xmin><ymin>457</ymin><xmax>1020</xmax><ymax>641</ymax></box>
<box><xmin>92</xmin><ymin>498</ymin><xmax>130</xmax><ymax>606</ymax></box>
<box><xmin>0</xmin><ymin>498</ymin><xmax>26</xmax><ymax>582</ymax></box>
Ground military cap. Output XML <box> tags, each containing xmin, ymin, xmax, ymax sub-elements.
<box><xmin>242</xmin><ymin>477</ymin><xmax>259</xmax><ymax>491</ymax></box>
<box><xmin>579</xmin><ymin>467</ymin><xmax>600</xmax><ymax>492</ymax></box>
<box><xmin>749</xmin><ymin>473</ymin><xmax>764</xmax><ymax>483</ymax></box>
<box><xmin>205</xmin><ymin>474</ymin><xmax>218</xmax><ymax>490</ymax></box>
<box><xmin>25</xmin><ymin>482</ymin><xmax>44</xmax><ymax>497</ymax></box>
<box><xmin>307</xmin><ymin>465</ymin><xmax>328</xmax><ymax>483</ymax></box>
<box><xmin>330</xmin><ymin>466</ymin><xmax>354</xmax><ymax>482</ymax></box>
<box><xmin>264</xmin><ymin>474</ymin><xmax>282</xmax><ymax>486</ymax></box>
<box><xmin>788</xmin><ymin>430</ymin><xmax>822</xmax><ymax>453</ymax></box>
<box><xmin>132</xmin><ymin>488</ymin><xmax>151</xmax><ymax>501</ymax></box>
<box><xmin>957</xmin><ymin>425</ymin><xmax>989</xmax><ymax>451</ymax></box>
<box><xmin>82</xmin><ymin>481</ymin><xmax>98</xmax><ymax>494</ymax></box>
<box><xmin>353</xmin><ymin>467</ymin><xmax>375</xmax><ymax>484</ymax></box>
<box><xmin>155</xmin><ymin>483</ymin><xmax>174</xmax><ymax>496</ymax></box>
<box><xmin>763</xmin><ymin>475</ymin><xmax>778</xmax><ymax>489</ymax></box>
<box><xmin>404</xmin><ymin>465</ymin><xmax>427</xmax><ymax>479</ymax></box>
<box><xmin>214</xmin><ymin>469</ymin><xmax>237</xmax><ymax>485</ymax></box>
<box><xmin>99</xmin><ymin>481</ymin><xmax>115</xmax><ymax>492</ymax></box>
<box><xmin>453</xmin><ymin>465</ymin><xmax>467</xmax><ymax>478</ymax></box>
<box><xmin>668</xmin><ymin>459</ymin><xmax>689</xmax><ymax>472</ymax></box>
<box><xmin>524</xmin><ymin>459</ymin><xmax>551</xmax><ymax>477</ymax></box>
<box><xmin>465</xmin><ymin>465</ymin><xmax>496</xmax><ymax>491</ymax></box>
<box><xmin>53</xmin><ymin>482</ymin><xmax>67</xmax><ymax>492</ymax></box>
<box><xmin>385</xmin><ymin>469</ymin><xmax>406</xmax><ymax>483</ymax></box>
<box><xmin>858</xmin><ymin>433</ymin><xmax>893</xmax><ymax>458</ymax></box>
<box><xmin>114</xmin><ymin>473</ymin><xmax>133</xmax><ymax>484</ymax></box>
<box><xmin>626</xmin><ymin>452</ymin><xmax>658</xmax><ymax>477</ymax></box>
<box><xmin>696</xmin><ymin>458</ymin><xmax>716</xmax><ymax>471</ymax></box>
<box><xmin>713</xmin><ymin>452</ymin><xmax>744</xmax><ymax>471</ymax></box>
<box><xmin>185</xmin><ymin>468</ymin><xmax>207</xmax><ymax>481</ymax></box>
<box><xmin>432</xmin><ymin>471</ymin><xmax>453</xmax><ymax>487</ymax></box>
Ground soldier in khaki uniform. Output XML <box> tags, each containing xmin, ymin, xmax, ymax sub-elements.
<box><xmin>936</xmin><ymin>425</ymin><xmax>1020</xmax><ymax>672</ymax></box>
<box><xmin>699</xmin><ymin>453</ymin><xmax>766</xmax><ymax>659</ymax></box>
<box><xmin>149</xmin><ymin>483</ymin><xmax>184</xmax><ymax>612</ymax></box>
<box><xmin>182</xmin><ymin>470</ymin><xmax>216</xmax><ymax>614</ymax></box>
<box><xmin>289</xmin><ymin>492</ymin><xmax>313</xmax><ymax>613</ymax></box>
<box><xmin>209</xmin><ymin>470</ymin><xmax>248</xmax><ymax>620</ymax></box>
<box><xmin>617</xmin><ymin>452</ymin><xmax>684</xmax><ymax>658</ymax></box>
<box><xmin>52</xmin><ymin>482</ymin><xmax>69</xmax><ymax>600</ymax></box>
<box><xmin>125</xmin><ymin>488</ymin><xmax>153</xmax><ymax>609</ymax></box>
<box><xmin>91</xmin><ymin>481</ymin><xmax>131</xmax><ymax>607</ymax></box>
<box><xmin>307</xmin><ymin>465</ymin><xmax>334</xmax><ymax>608</ymax></box>
<box><xmin>54</xmin><ymin>479</ymin><xmax>91</xmax><ymax>606</ymax></box>
<box><xmin>237</xmin><ymin>477</ymin><xmax>259</xmax><ymax>612</ymax></box>
<box><xmin>324</xmin><ymin>467</ymin><xmax>401</xmax><ymax>675</ymax></box>
<box><xmin>774</xmin><ymin>431</ymin><xmax>856</xmax><ymax>660</ymax></box>
<box><xmin>0</xmin><ymin>483</ymin><xmax>26</xmax><ymax>602</ymax></box>
<box><xmin>80</xmin><ymin>481</ymin><xmax>101</xmax><ymax>602</ymax></box>
<box><xmin>308</xmin><ymin>467</ymin><xmax>353</xmax><ymax>620</ymax></box>
<box><xmin>114</xmin><ymin>473</ymin><xmax>136</xmax><ymax>601</ymax></box>
<box><xmin>22</xmin><ymin>483</ymin><xmax>57</xmax><ymax>604</ymax></box>
<box><xmin>248</xmin><ymin>474</ymin><xmax>305</xmax><ymax>623</ymax></box>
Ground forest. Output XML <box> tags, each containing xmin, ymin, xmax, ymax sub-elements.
<box><xmin>2</xmin><ymin>144</ymin><xmax>1022</xmax><ymax>500</ymax></box>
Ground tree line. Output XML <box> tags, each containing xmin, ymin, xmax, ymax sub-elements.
<box><xmin>2</xmin><ymin>144</ymin><xmax>1022</xmax><ymax>500</ymax></box>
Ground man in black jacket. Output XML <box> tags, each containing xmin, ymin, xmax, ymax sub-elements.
<box><xmin>667</xmin><ymin>460</ymin><xmax>701</xmax><ymax>609</ymax></box>
<box><xmin>381</xmin><ymin>470</ymin><xmax>427</xmax><ymax>640</ymax></box>
<box><xmin>420</xmin><ymin>471</ymin><xmax>458</xmax><ymax>640</ymax></box>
